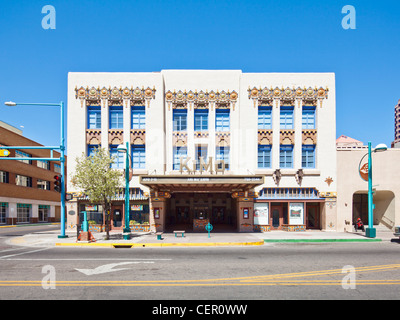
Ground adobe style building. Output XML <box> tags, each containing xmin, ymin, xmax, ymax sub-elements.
<box><xmin>0</xmin><ymin>121</ymin><xmax>63</xmax><ymax>224</ymax></box>
<box><xmin>66</xmin><ymin>70</ymin><xmax>338</xmax><ymax>233</ymax></box>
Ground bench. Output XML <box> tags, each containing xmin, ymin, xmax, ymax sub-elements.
<box><xmin>173</xmin><ymin>230</ymin><xmax>185</xmax><ymax>238</ymax></box>
<box><xmin>156</xmin><ymin>232</ymin><xmax>163</xmax><ymax>240</ymax></box>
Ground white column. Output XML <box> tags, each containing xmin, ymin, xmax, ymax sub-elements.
<box><xmin>294</xmin><ymin>99</ymin><xmax>303</xmax><ymax>169</ymax></box>
<box><xmin>187</xmin><ymin>106</ymin><xmax>194</xmax><ymax>171</ymax></box>
<box><xmin>101</xmin><ymin>99</ymin><xmax>109</xmax><ymax>150</ymax></box>
<box><xmin>272</xmin><ymin>99</ymin><xmax>280</xmax><ymax>169</ymax></box>
<box><xmin>209</xmin><ymin>103</ymin><xmax>216</xmax><ymax>165</ymax></box>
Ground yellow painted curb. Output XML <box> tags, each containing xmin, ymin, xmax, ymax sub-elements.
<box><xmin>55</xmin><ymin>240</ymin><xmax>264</xmax><ymax>248</ymax></box>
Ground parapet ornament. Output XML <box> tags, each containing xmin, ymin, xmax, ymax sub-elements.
<box><xmin>75</xmin><ymin>86</ymin><xmax>156</xmax><ymax>108</ymax></box>
<box><xmin>248</xmin><ymin>86</ymin><xmax>329</xmax><ymax>107</ymax></box>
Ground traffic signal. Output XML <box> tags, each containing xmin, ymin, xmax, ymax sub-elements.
<box><xmin>54</xmin><ymin>175</ymin><xmax>62</xmax><ymax>193</ymax></box>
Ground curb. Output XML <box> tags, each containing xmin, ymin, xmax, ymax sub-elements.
<box><xmin>263</xmin><ymin>238</ymin><xmax>383</xmax><ymax>243</ymax></box>
<box><xmin>55</xmin><ymin>240</ymin><xmax>265</xmax><ymax>248</ymax></box>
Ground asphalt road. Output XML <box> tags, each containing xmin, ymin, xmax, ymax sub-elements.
<box><xmin>1</xmin><ymin>225</ymin><xmax>400</xmax><ymax>305</ymax></box>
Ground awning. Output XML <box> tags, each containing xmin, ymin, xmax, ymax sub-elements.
<box><xmin>139</xmin><ymin>175</ymin><xmax>264</xmax><ymax>192</ymax></box>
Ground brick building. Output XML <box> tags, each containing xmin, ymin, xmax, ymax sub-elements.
<box><xmin>0</xmin><ymin>121</ymin><xmax>64</xmax><ymax>225</ymax></box>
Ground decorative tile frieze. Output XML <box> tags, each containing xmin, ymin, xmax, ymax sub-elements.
<box><xmin>194</xmin><ymin>131</ymin><xmax>209</xmax><ymax>139</ymax></box>
<box><xmin>280</xmin><ymin>130</ymin><xmax>295</xmax><ymax>145</ymax></box>
<box><xmin>302</xmin><ymin>129</ymin><xmax>317</xmax><ymax>145</ymax></box>
<box><xmin>130</xmin><ymin>129</ymin><xmax>146</xmax><ymax>145</ymax></box>
<box><xmin>108</xmin><ymin>129</ymin><xmax>124</xmax><ymax>145</ymax></box>
<box><xmin>248</xmin><ymin>86</ymin><xmax>329</xmax><ymax>108</ymax></box>
<box><xmin>75</xmin><ymin>86</ymin><xmax>156</xmax><ymax>108</ymax></box>
<box><xmin>165</xmin><ymin>89</ymin><xmax>238</xmax><ymax>111</ymax></box>
<box><xmin>173</xmin><ymin>132</ymin><xmax>187</xmax><ymax>147</ymax></box>
<box><xmin>86</xmin><ymin>129</ymin><xmax>101</xmax><ymax>145</ymax></box>
<box><xmin>216</xmin><ymin>132</ymin><xmax>230</xmax><ymax>147</ymax></box>
<box><xmin>258</xmin><ymin>130</ymin><xmax>273</xmax><ymax>145</ymax></box>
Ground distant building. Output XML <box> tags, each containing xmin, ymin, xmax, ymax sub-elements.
<box><xmin>0</xmin><ymin>121</ymin><xmax>64</xmax><ymax>225</ymax></box>
<box><xmin>392</xmin><ymin>99</ymin><xmax>400</xmax><ymax>148</ymax></box>
<box><xmin>336</xmin><ymin>135</ymin><xmax>364</xmax><ymax>148</ymax></box>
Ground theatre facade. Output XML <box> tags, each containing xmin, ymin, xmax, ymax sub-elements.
<box><xmin>66</xmin><ymin>70</ymin><xmax>337</xmax><ymax>233</ymax></box>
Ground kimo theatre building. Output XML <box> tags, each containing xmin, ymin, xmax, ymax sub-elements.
<box><xmin>66</xmin><ymin>70</ymin><xmax>338</xmax><ymax>233</ymax></box>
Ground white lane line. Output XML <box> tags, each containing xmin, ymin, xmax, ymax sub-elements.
<box><xmin>2</xmin><ymin>258</ymin><xmax>172</xmax><ymax>261</ymax></box>
<box><xmin>0</xmin><ymin>247</ymin><xmax>52</xmax><ymax>259</ymax></box>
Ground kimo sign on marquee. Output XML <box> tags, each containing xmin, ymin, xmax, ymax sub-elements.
<box><xmin>179</xmin><ymin>156</ymin><xmax>227</xmax><ymax>174</ymax></box>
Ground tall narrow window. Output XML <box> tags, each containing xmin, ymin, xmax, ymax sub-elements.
<box><xmin>302</xmin><ymin>145</ymin><xmax>316</xmax><ymax>168</ymax></box>
<box><xmin>109</xmin><ymin>106</ymin><xmax>123</xmax><ymax>129</ymax></box>
<box><xmin>215</xmin><ymin>109</ymin><xmax>230</xmax><ymax>132</ymax></box>
<box><xmin>131</xmin><ymin>105</ymin><xmax>145</xmax><ymax>129</ymax></box>
<box><xmin>302</xmin><ymin>106</ymin><xmax>316</xmax><ymax>129</ymax></box>
<box><xmin>280</xmin><ymin>145</ymin><xmax>293</xmax><ymax>168</ymax></box>
<box><xmin>173</xmin><ymin>146</ymin><xmax>187</xmax><ymax>170</ymax></box>
<box><xmin>280</xmin><ymin>106</ymin><xmax>294</xmax><ymax>129</ymax></box>
<box><xmin>258</xmin><ymin>145</ymin><xmax>272</xmax><ymax>168</ymax></box>
<box><xmin>87</xmin><ymin>106</ymin><xmax>101</xmax><ymax>129</ymax></box>
<box><xmin>173</xmin><ymin>109</ymin><xmax>187</xmax><ymax>131</ymax></box>
<box><xmin>0</xmin><ymin>171</ymin><xmax>9</xmax><ymax>183</ymax></box>
<box><xmin>258</xmin><ymin>106</ymin><xmax>272</xmax><ymax>129</ymax></box>
<box><xmin>195</xmin><ymin>145</ymin><xmax>208</xmax><ymax>170</ymax></box>
<box><xmin>194</xmin><ymin>109</ymin><xmax>208</xmax><ymax>131</ymax></box>
<box><xmin>216</xmin><ymin>146</ymin><xmax>230</xmax><ymax>170</ymax></box>
<box><xmin>0</xmin><ymin>203</ymin><xmax>7</xmax><ymax>224</ymax></box>
<box><xmin>131</xmin><ymin>145</ymin><xmax>145</xmax><ymax>169</ymax></box>
<box><xmin>109</xmin><ymin>145</ymin><xmax>124</xmax><ymax>169</ymax></box>
<box><xmin>87</xmin><ymin>145</ymin><xmax>100</xmax><ymax>157</ymax></box>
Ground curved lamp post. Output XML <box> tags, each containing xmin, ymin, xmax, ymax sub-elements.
<box><xmin>358</xmin><ymin>141</ymin><xmax>388</xmax><ymax>238</ymax></box>
<box><xmin>117</xmin><ymin>142</ymin><xmax>131</xmax><ymax>240</ymax></box>
<box><xmin>4</xmin><ymin>101</ymin><xmax>67</xmax><ymax>238</ymax></box>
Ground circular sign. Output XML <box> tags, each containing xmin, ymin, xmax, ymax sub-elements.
<box><xmin>359</xmin><ymin>163</ymin><xmax>368</xmax><ymax>181</ymax></box>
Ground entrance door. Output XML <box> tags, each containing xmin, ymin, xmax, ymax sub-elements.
<box><xmin>306</xmin><ymin>203</ymin><xmax>320</xmax><ymax>229</ymax></box>
<box><xmin>271</xmin><ymin>206</ymin><xmax>283</xmax><ymax>230</ymax></box>
<box><xmin>113</xmin><ymin>209</ymin><xmax>122</xmax><ymax>228</ymax></box>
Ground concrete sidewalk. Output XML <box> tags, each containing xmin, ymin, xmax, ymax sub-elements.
<box><xmin>6</xmin><ymin>227</ymin><xmax>398</xmax><ymax>248</ymax></box>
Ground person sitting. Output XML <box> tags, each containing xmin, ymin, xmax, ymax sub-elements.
<box><xmin>354</xmin><ymin>218</ymin><xmax>365</xmax><ymax>232</ymax></box>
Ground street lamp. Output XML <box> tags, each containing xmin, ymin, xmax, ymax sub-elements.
<box><xmin>4</xmin><ymin>101</ymin><xmax>67</xmax><ymax>238</ymax></box>
<box><xmin>358</xmin><ymin>141</ymin><xmax>388</xmax><ymax>238</ymax></box>
<box><xmin>117</xmin><ymin>141</ymin><xmax>131</xmax><ymax>240</ymax></box>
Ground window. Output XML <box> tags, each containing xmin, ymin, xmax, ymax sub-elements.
<box><xmin>173</xmin><ymin>146</ymin><xmax>187</xmax><ymax>170</ymax></box>
<box><xmin>195</xmin><ymin>145</ymin><xmax>208</xmax><ymax>170</ymax></box>
<box><xmin>131</xmin><ymin>106</ymin><xmax>145</xmax><ymax>129</ymax></box>
<box><xmin>216</xmin><ymin>146</ymin><xmax>230</xmax><ymax>170</ymax></box>
<box><xmin>302</xmin><ymin>145</ymin><xmax>316</xmax><ymax>168</ymax></box>
<box><xmin>258</xmin><ymin>106</ymin><xmax>272</xmax><ymax>129</ymax></box>
<box><xmin>302</xmin><ymin>106</ymin><xmax>316</xmax><ymax>129</ymax></box>
<box><xmin>15</xmin><ymin>175</ymin><xmax>32</xmax><ymax>187</ymax></box>
<box><xmin>258</xmin><ymin>145</ymin><xmax>272</xmax><ymax>168</ymax></box>
<box><xmin>15</xmin><ymin>150</ymin><xmax>32</xmax><ymax>164</ymax></box>
<box><xmin>109</xmin><ymin>145</ymin><xmax>125</xmax><ymax>169</ymax></box>
<box><xmin>0</xmin><ymin>203</ymin><xmax>7</xmax><ymax>224</ymax></box>
<box><xmin>38</xmin><ymin>205</ymin><xmax>49</xmax><ymax>222</ymax></box>
<box><xmin>194</xmin><ymin>109</ymin><xmax>208</xmax><ymax>131</ymax></box>
<box><xmin>0</xmin><ymin>171</ymin><xmax>9</xmax><ymax>183</ymax></box>
<box><xmin>131</xmin><ymin>145</ymin><xmax>145</xmax><ymax>169</ymax></box>
<box><xmin>87</xmin><ymin>106</ymin><xmax>101</xmax><ymax>129</ymax></box>
<box><xmin>17</xmin><ymin>204</ymin><xmax>31</xmax><ymax>223</ymax></box>
<box><xmin>37</xmin><ymin>160</ymin><xmax>50</xmax><ymax>170</ymax></box>
<box><xmin>280</xmin><ymin>106</ymin><xmax>294</xmax><ymax>129</ymax></box>
<box><xmin>54</xmin><ymin>163</ymin><xmax>62</xmax><ymax>173</ymax></box>
<box><xmin>87</xmin><ymin>145</ymin><xmax>99</xmax><ymax>157</ymax></box>
<box><xmin>215</xmin><ymin>109</ymin><xmax>230</xmax><ymax>132</ymax></box>
<box><xmin>280</xmin><ymin>145</ymin><xmax>293</xmax><ymax>168</ymax></box>
<box><xmin>109</xmin><ymin>106</ymin><xmax>123</xmax><ymax>129</ymax></box>
<box><xmin>173</xmin><ymin>109</ymin><xmax>187</xmax><ymax>131</ymax></box>
<box><xmin>37</xmin><ymin>179</ymin><xmax>50</xmax><ymax>190</ymax></box>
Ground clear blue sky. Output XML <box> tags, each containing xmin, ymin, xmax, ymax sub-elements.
<box><xmin>0</xmin><ymin>0</ymin><xmax>399</xmax><ymax>151</ymax></box>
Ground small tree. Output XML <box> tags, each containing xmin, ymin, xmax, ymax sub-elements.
<box><xmin>71</xmin><ymin>147</ymin><xmax>123</xmax><ymax>240</ymax></box>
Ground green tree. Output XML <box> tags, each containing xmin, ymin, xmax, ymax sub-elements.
<box><xmin>71</xmin><ymin>147</ymin><xmax>123</xmax><ymax>240</ymax></box>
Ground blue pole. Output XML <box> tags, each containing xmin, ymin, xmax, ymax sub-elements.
<box><xmin>58</xmin><ymin>101</ymin><xmax>67</xmax><ymax>238</ymax></box>
<box><xmin>123</xmin><ymin>141</ymin><xmax>131</xmax><ymax>240</ymax></box>
<box><xmin>366</xmin><ymin>141</ymin><xmax>376</xmax><ymax>238</ymax></box>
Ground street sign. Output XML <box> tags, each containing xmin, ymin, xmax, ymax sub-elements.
<box><xmin>359</xmin><ymin>162</ymin><xmax>368</xmax><ymax>181</ymax></box>
<box><xmin>0</xmin><ymin>149</ymin><xmax>10</xmax><ymax>157</ymax></box>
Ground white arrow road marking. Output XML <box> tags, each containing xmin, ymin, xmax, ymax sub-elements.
<box><xmin>75</xmin><ymin>261</ymin><xmax>154</xmax><ymax>276</ymax></box>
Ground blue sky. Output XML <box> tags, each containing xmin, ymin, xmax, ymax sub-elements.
<box><xmin>0</xmin><ymin>0</ymin><xmax>399</xmax><ymax>151</ymax></box>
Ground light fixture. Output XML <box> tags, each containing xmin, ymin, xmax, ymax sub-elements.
<box><xmin>374</xmin><ymin>143</ymin><xmax>388</xmax><ymax>152</ymax></box>
<box><xmin>116</xmin><ymin>144</ymin><xmax>127</xmax><ymax>152</ymax></box>
<box><xmin>4</xmin><ymin>101</ymin><xmax>17</xmax><ymax>106</ymax></box>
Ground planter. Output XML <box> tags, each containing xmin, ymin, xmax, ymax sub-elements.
<box><xmin>88</xmin><ymin>224</ymin><xmax>104</xmax><ymax>232</ymax></box>
<box><xmin>129</xmin><ymin>224</ymin><xmax>150</xmax><ymax>232</ymax></box>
